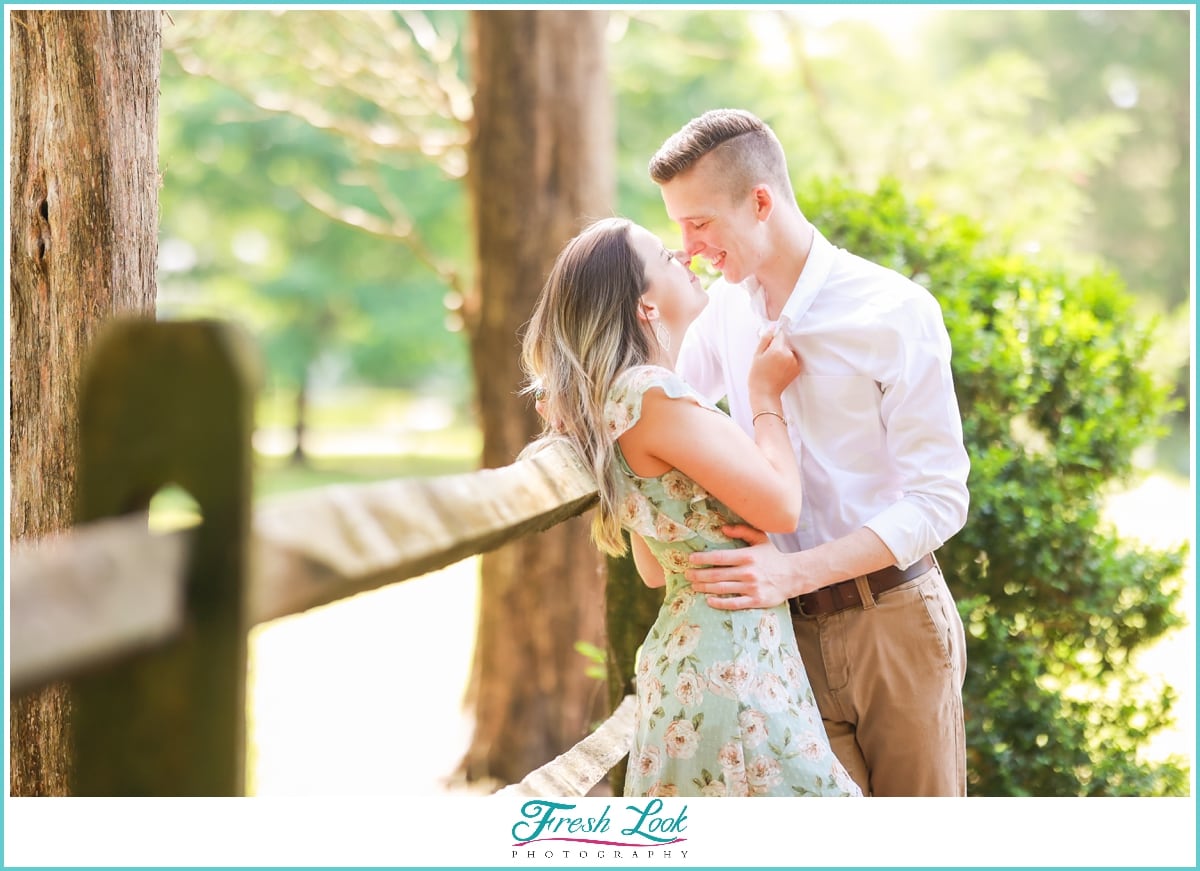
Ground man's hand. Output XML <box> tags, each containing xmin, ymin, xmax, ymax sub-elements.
<box><xmin>685</xmin><ymin>524</ymin><xmax>805</xmax><ymax>610</ymax></box>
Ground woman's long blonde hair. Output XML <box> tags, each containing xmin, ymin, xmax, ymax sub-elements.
<box><xmin>520</xmin><ymin>218</ymin><xmax>654</xmax><ymax>556</ymax></box>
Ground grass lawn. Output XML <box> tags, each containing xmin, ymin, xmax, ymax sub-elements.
<box><xmin>149</xmin><ymin>451</ymin><xmax>479</xmax><ymax>530</ymax></box>
<box><xmin>253</xmin><ymin>450</ymin><xmax>478</xmax><ymax>496</ymax></box>
<box><xmin>149</xmin><ymin>397</ymin><xmax>481</xmax><ymax>528</ymax></box>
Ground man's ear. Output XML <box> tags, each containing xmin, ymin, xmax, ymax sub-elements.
<box><xmin>753</xmin><ymin>184</ymin><xmax>775</xmax><ymax>222</ymax></box>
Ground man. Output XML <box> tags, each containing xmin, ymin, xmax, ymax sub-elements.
<box><xmin>650</xmin><ymin>109</ymin><xmax>970</xmax><ymax>796</ymax></box>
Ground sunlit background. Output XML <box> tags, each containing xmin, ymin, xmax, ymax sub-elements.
<box><xmin>148</xmin><ymin>7</ymin><xmax>1193</xmax><ymax>795</ymax></box>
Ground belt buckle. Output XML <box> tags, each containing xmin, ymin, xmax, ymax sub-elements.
<box><xmin>791</xmin><ymin>595</ymin><xmax>814</xmax><ymax>619</ymax></box>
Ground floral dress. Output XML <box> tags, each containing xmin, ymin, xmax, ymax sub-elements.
<box><xmin>606</xmin><ymin>365</ymin><xmax>860</xmax><ymax>798</ymax></box>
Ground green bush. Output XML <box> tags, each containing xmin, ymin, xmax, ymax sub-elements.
<box><xmin>801</xmin><ymin>177</ymin><xmax>1190</xmax><ymax>796</ymax></box>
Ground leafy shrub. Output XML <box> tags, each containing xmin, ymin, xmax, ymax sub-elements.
<box><xmin>801</xmin><ymin>177</ymin><xmax>1189</xmax><ymax>796</ymax></box>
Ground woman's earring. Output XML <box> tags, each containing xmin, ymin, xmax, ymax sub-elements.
<box><xmin>654</xmin><ymin>321</ymin><xmax>672</xmax><ymax>353</ymax></box>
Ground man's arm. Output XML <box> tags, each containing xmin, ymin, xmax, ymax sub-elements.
<box><xmin>685</xmin><ymin>525</ymin><xmax>896</xmax><ymax>610</ymax></box>
<box><xmin>861</xmin><ymin>292</ymin><xmax>970</xmax><ymax>569</ymax></box>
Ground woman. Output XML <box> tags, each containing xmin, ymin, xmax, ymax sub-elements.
<box><xmin>521</xmin><ymin>217</ymin><xmax>859</xmax><ymax>797</ymax></box>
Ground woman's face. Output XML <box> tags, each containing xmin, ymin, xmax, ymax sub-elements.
<box><xmin>628</xmin><ymin>224</ymin><xmax>708</xmax><ymax>336</ymax></box>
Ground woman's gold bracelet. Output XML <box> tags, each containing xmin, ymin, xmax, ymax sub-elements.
<box><xmin>752</xmin><ymin>410</ymin><xmax>788</xmax><ymax>426</ymax></box>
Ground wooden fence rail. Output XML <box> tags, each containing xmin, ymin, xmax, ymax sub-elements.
<box><xmin>9</xmin><ymin>318</ymin><xmax>639</xmax><ymax>796</ymax></box>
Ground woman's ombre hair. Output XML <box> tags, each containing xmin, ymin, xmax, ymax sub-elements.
<box><xmin>519</xmin><ymin>217</ymin><xmax>654</xmax><ymax>555</ymax></box>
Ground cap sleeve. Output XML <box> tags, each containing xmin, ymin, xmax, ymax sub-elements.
<box><xmin>604</xmin><ymin>365</ymin><xmax>719</xmax><ymax>441</ymax></box>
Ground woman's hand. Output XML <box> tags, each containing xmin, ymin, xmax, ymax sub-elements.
<box><xmin>748</xmin><ymin>328</ymin><xmax>802</xmax><ymax>407</ymax></box>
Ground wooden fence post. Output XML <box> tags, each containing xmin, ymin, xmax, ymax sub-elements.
<box><xmin>69</xmin><ymin>318</ymin><xmax>258</xmax><ymax>796</ymax></box>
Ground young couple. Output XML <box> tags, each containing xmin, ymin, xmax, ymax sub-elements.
<box><xmin>521</xmin><ymin>109</ymin><xmax>970</xmax><ymax>798</ymax></box>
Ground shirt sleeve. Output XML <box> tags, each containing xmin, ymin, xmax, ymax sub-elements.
<box><xmin>676</xmin><ymin>285</ymin><xmax>729</xmax><ymax>404</ymax></box>
<box><xmin>862</xmin><ymin>292</ymin><xmax>971</xmax><ymax>569</ymax></box>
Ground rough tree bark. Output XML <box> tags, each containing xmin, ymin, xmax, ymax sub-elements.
<box><xmin>462</xmin><ymin>10</ymin><xmax>614</xmax><ymax>785</ymax></box>
<box><xmin>8</xmin><ymin>9</ymin><xmax>161</xmax><ymax>796</ymax></box>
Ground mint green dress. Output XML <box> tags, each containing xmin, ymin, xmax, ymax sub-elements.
<box><xmin>606</xmin><ymin>365</ymin><xmax>861</xmax><ymax>798</ymax></box>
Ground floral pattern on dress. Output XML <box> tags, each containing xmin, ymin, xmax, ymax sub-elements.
<box><xmin>607</xmin><ymin>365</ymin><xmax>860</xmax><ymax>798</ymax></box>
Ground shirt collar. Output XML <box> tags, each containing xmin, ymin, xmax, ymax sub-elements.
<box><xmin>741</xmin><ymin>228</ymin><xmax>836</xmax><ymax>328</ymax></box>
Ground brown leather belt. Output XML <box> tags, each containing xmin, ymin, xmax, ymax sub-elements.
<box><xmin>789</xmin><ymin>553</ymin><xmax>936</xmax><ymax>618</ymax></box>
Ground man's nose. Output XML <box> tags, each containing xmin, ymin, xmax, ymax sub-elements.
<box><xmin>680</xmin><ymin>228</ymin><xmax>703</xmax><ymax>258</ymax></box>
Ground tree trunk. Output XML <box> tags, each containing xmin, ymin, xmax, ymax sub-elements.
<box><xmin>8</xmin><ymin>9</ymin><xmax>160</xmax><ymax>796</ymax></box>
<box><xmin>604</xmin><ymin>541</ymin><xmax>664</xmax><ymax>795</ymax></box>
<box><xmin>462</xmin><ymin>9</ymin><xmax>614</xmax><ymax>785</ymax></box>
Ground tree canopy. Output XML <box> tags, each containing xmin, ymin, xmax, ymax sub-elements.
<box><xmin>160</xmin><ymin>8</ymin><xmax>1190</xmax><ymax>439</ymax></box>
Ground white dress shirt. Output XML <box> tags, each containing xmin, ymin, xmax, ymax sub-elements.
<box><xmin>676</xmin><ymin>229</ymin><xmax>970</xmax><ymax>570</ymax></box>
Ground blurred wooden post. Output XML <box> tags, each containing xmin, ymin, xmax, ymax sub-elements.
<box><xmin>604</xmin><ymin>534</ymin><xmax>662</xmax><ymax>796</ymax></box>
<box><xmin>69</xmin><ymin>319</ymin><xmax>258</xmax><ymax>796</ymax></box>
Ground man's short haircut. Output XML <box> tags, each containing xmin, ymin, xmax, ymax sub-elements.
<box><xmin>648</xmin><ymin>108</ymin><xmax>794</xmax><ymax>202</ymax></box>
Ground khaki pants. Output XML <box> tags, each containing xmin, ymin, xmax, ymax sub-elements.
<box><xmin>791</xmin><ymin>564</ymin><xmax>968</xmax><ymax>796</ymax></box>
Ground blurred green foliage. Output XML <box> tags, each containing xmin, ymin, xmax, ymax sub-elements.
<box><xmin>159</xmin><ymin>10</ymin><xmax>473</xmax><ymax>417</ymax></box>
<box><xmin>804</xmin><ymin>176</ymin><xmax>1189</xmax><ymax>795</ymax></box>
<box><xmin>927</xmin><ymin>10</ymin><xmax>1191</xmax><ymax>311</ymax></box>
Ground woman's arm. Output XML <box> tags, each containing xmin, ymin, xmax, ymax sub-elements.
<box><xmin>618</xmin><ymin>332</ymin><xmax>803</xmax><ymax>532</ymax></box>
